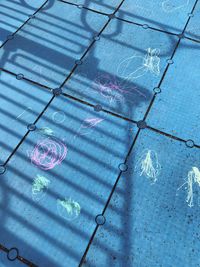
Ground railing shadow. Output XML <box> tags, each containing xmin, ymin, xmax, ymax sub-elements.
<box><xmin>0</xmin><ymin>0</ymin><xmax>199</xmax><ymax>266</ymax></box>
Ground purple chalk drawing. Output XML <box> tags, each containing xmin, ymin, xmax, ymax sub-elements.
<box><xmin>30</xmin><ymin>137</ymin><xmax>67</xmax><ymax>170</ymax></box>
<box><xmin>92</xmin><ymin>74</ymin><xmax>146</xmax><ymax>104</ymax></box>
<box><xmin>74</xmin><ymin>117</ymin><xmax>104</xmax><ymax>139</ymax></box>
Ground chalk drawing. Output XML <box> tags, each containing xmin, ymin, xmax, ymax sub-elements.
<box><xmin>117</xmin><ymin>48</ymin><xmax>160</xmax><ymax>81</ymax></box>
<box><xmin>30</xmin><ymin>137</ymin><xmax>67</xmax><ymax>170</ymax></box>
<box><xmin>92</xmin><ymin>74</ymin><xmax>146</xmax><ymax>104</ymax></box>
<box><xmin>177</xmin><ymin>167</ymin><xmax>200</xmax><ymax>207</ymax></box>
<box><xmin>57</xmin><ymin>198</ymin><xmax>81</xmax><ymax>221</ymax></box>
<box><xmin>52</xmin><ymin>111</ymin><xmax>66</xmax><ymax>124</ymax></box>
<box><xmin>162</xmin><ymin>0</ymin><xmax>189</xmax><ymax>13</ymax></box>
<box><xmin>32</xmin><ymin>174</ymin><xmax>50</xmax><ymax>202</ymax></box>
<box><xmin>32</xmin><ymin>65</ymin><xmax>51</xmax><ymax>85</ymax></box>
<box><xmin>38</xmin><ymin>127</ymin><xmax>54</xmax><ymax>136</ymax></box>
<box><xmin>135</xmin><ymin>149</ymin><xmax>161</xmax><ymax>183</ymax></box>
<box><xmin>16</xmin><ymin>107</ymin><xmax>32</xmax><ymax>120</ymax></box>
<box><xmin>74</xmin><ymin>117</ymin><xmax>104</xmax><ymax>139</ymax></box>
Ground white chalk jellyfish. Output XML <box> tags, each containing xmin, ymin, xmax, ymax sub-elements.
<box><xmin>135</xmin><ymin>149</ymin><xmax>161</xmax><ymax>183</ymax></box>
<box><xmin>57</xmin><ymin>198</ymin><xmax>81</xmax><ymax>221</ymax></box>
<box><xmin>177</xmin><ymin>167</ymin><xmax>200</xmax><ymax>207</ymax></box>
<box><xmin>117</xmin><ymin>48</ymin><xmax>161</xmax><ymax>81</ymax></box>
<box><xmin>32</xmin><ymin>174</ymin><xmax>50</xmax><ymax>202</ymax></box>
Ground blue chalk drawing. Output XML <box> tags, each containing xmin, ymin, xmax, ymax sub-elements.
<box><xmin>16</xmin><ymin>107</ymin><xmax>32</xmax><ymax>120</ymax></box>
<box><xmin>52</xmin><ymin>111</ymin><xmax>66</xmax><ymax>124</ymax></box>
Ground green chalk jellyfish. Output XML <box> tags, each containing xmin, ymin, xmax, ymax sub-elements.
<box><xmin>57</xmin><ymin>198</ymin><xmax>81</xmax><ymax>221</ymax></box>
<box><xmin>38</xmin><ymin>127</ymin><xmax>54</xmax><ymax>136</ymax></box>
<box><xmin>135</xmin><ymin>149</ymin><xmax>161</xmax><ymax>183</ymax></box>
<box><xmin>32</xmin><ymin>174</ymin><xmax>50</xmax><ymax>202</ymax></box>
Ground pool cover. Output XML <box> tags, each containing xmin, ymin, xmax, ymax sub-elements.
<box><xmin>0</xmin><ymin>0</ymin><xmax>200</xmax><ymax>266</ymax></box>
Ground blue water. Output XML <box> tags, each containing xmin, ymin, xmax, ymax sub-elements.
<box><xmin>0</xmin><ymin>0</ymin><xmax>200</xmax><ymax>266</ymax></box>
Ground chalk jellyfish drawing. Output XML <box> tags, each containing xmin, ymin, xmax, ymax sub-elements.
<box><xmin>31</xmin><ymin>65</ymin><xmax>54</xmax><ymax>85</ymax></box>
<box><xmin>177</xmin><ymin>167</ymin><xmax>200</xmax><ymax>207</ymax></box>
<box><xmin>52</xmin><ymin>111</ymin><xmax>66</xmax><ymax>124</ymax></box>
<box><xmin>30</xmin><ymin>137</ymin><xmax>67</xmax><ymax>170</ymax></box>
<box><xmin>135</xmin><ymin>149</ymin><xmax>161</xmax><ymax>183</ymax></box>
<box><xmin>117</xmin><ymin>48</ymin><xmax>161</xmax><ymax>81</ymax></box>
<box><xmin>57</xmin><ymin>198</ymin><xmax>81</xmax><ymax>221</ymax></box>
<box><xmin>32</xmin><ymin>174</ymin><xmax>50</xmax><ymax>202</ymax></box>
<box><xmin>93</xmin><ymin>74</ymin><xmax>146</xmax><ymax>104</ymax></box>
<box><xmin>16</xmin><ymin>107</ymin><xmax>32</xmax><ymax>120</ymax></box>
<box><xmin>38</xmin><ymin>127</ymin><xmax>54</xmax><ymax>136</ymax></box>
<box><xmin>162</xmin><ymin>0</ymin><xmax>189</xmax><ymax>13</ymax></box>
<box><xmin>74</xmin><ymin>117</ymin><xmax>104</xmax><ymax>139</ymax></box>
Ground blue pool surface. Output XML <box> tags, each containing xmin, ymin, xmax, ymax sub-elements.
<box><xmin>0</xmin><ymin>0</ymin><xmax>200</xmax><ymax>266</ymax></box>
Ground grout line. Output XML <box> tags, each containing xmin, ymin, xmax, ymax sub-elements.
<box><xmin>0</xmin><ymin>67</ymin><xmax>52</xmax><ymax>91</ymax></box>
<box><xmin>1</xmin><ymin>0</ymin><xmax>199</xmax><ymax>266</ymax></box>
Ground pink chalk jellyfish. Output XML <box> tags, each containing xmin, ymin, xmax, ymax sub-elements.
<box><xmin>30</xmin><ymin>137</ymin><xmax>67</xmax><ymax>170</ymax></box>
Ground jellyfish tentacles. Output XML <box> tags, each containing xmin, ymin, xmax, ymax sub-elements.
<box><xmin>57</xmin><ymin>198</ymin><xmax>81</xmax><ymax>221</ymax></box>
<box><xmin>135</xmin><ymin>149</ymin><xmax>161</xmax><ymax>183</ymax></box>
<box><xmin>32</xmin><ymin>174</ymin><xmax>50</xmax><ymax>202</ymax></box>
<box><xmin>177</xmin><ymin>167</ymin><xmax>200</xmax><ymax>207</ymax></box>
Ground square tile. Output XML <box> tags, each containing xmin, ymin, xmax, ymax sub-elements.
<box><xmin>147</xmin><ymin>39</ymin><xmax>200</xmax><ymax>145</ymax></box>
